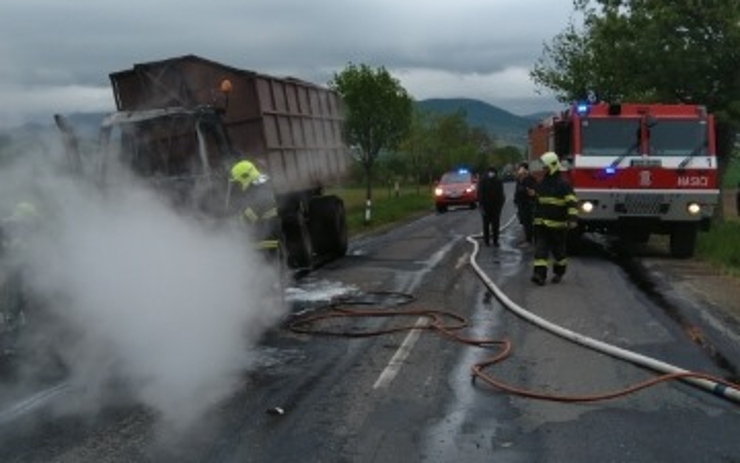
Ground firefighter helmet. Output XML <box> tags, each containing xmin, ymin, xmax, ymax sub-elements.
<box><xmin>540</xmin><ymin>151</ymin><xmax>561</xmax><ymax>174</ymax></box>
<box><xmin>230</xmin><ymin>160</ymin><xmax>261</xmax><ymax>189</ymax></box>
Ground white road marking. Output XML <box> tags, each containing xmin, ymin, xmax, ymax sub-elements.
<box><xmin>455</xmin><ymin>252</ymin><xmax>470</xmax><ymax>270</ymax></box>
<box><xmin>373</xmin><ymin>317</ymin><xmax>429</xmax><ymax>389</ymax></box>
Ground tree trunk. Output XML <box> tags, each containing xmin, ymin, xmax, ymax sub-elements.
<box><xmin>715</xmin><ymin>121</ymin><xmax>737</xmax><ymax>222</ymax></box>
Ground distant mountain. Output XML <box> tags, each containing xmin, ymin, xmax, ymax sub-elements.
<box><xmin>416</xmin><ymin>98</ymin><xmax>542</xmax><ymax>148</ymax></box>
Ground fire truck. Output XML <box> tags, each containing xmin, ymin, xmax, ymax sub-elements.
<box><xmin>527</xmin><ymin>102</ymin><xmax>720</xmax><ymax>258</ymax></box>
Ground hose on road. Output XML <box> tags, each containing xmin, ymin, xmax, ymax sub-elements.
<box><xmin>466</xmin><ymin>231</ymin><xmax>740</xmax><ymax>405</ymax></box>
<box><xmin>286</xmin><ymin>217</ymin><xmax>740</xmax><ymax>406</ymax></box>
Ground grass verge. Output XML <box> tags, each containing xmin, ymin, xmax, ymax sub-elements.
<box><xmin>328</xmin><ymin>185</ymin><xmax>434</xmax><ymax>237</ymax></box>
<box><xmin>697</xmin><ymin>218</ymin><xmax>740</xmax><ymax>276</ymax></box>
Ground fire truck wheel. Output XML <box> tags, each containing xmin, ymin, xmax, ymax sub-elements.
<box><xmin>669</xmin><ymin>223</ymin><xmax>698</xmax><ymax>259</ymax></box>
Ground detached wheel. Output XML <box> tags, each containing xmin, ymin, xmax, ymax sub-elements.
<box><xmin>309</xmin><ymin>195</ymin><xmax>348</xmax><ymax>259</ymax></box>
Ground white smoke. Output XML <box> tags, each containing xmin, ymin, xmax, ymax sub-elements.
<box><xmin>0</xmin><ymin>134</ymin><xmax>287</xmax><ymax>430</ymax></box>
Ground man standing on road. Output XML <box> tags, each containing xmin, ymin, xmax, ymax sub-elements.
<box><xmin>531</xmin><ymin>152</ymin><xmax>578</xmax><ymax>285</ymax></box>
<box><xmin>514</xmin><ymin>162</ymin><xmax>537</xmax><ymax>246</ymax></box>
<box><xmin>477</xmin><ymin>166</ymin><xmax>505</xmax><ymax>247</ymax></box>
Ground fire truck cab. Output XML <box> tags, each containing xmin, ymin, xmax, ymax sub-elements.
<box><xmin>528</xmin><ymin>102</ymin><xmax>719</xmax><ymax>258</ymax></box>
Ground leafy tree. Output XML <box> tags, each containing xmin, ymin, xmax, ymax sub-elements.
<box><xmin>329</xmin><ymin>63</ymin><xmax>413</xmax><ymax>223</ymax></box>
<box><xmin>531</xmin><ymin>0</ymin><xmax>740</xmax><ymax>216</ymax></box>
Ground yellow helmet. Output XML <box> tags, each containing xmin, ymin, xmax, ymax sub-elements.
<box><xmin>540</xmin><ymin>151</ymin><xmax>561</xmax><ymax>174</ymax></box>
<box><xmin>230</xmin><ymin>160</ymin><xmax>261</xmax><ymax>189</ymax></box>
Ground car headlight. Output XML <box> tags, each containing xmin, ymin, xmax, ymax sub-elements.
<box><xmin>687</xmin><ymin>202</ymin><xmax>701</xmax><ymax>215</ymax></box>
<box><xmin>434</xmin><ymin>187</ymin><xmax>444</xmax><ymax>196</ymax></box>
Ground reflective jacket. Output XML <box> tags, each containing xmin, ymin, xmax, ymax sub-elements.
<box><xmin>230</xmin><ymin>176</ymin><xmax>280</xmax><ymax>249</ymax></box>
<box><xmin>533</xmin><ymin>173</ymin><xmax>578</xmax><ymax>228</ymax></box>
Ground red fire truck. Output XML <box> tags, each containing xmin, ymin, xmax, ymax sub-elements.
<box><xmin>527</xmin><ymin>102</ymin><xmax>720</xmax><ymax>258</ymax></box>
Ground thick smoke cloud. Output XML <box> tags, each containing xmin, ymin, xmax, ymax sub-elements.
<box><xmin>0</xmin><ymin>135</ymin><xmax>287</xmax><ymax>429</ymax></box>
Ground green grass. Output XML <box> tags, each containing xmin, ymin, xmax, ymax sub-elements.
<box><xmin>328</xmin><ymin>185</ymin><xmax>434</xmax><ymax>237</ymax></box>
<box><xmin>697</xmin><ymin>218</ymin><xmax>740</xmax><ymax>275</ymax></box>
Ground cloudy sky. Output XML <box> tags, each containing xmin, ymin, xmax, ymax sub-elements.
<box><xmin>1</xmin><ymin>0</ymin><xmax>579</xmax><ymax>129</ymax></box>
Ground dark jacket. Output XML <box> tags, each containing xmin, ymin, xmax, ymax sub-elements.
<box><xmin>477</xmin><ymin>171</ymin><xmax>505</xmax><ymax>215</ymax></box>
<box><xmin>514</xmin><ymin>173</ymin><xmax>537</xmax><ymax>208</ymax></box>
<box><xmin>533</xmin><ymin>172</ymin><xmax>578</xmax><ymax>228</ymax></box>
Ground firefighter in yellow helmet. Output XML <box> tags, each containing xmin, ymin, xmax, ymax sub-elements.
<box><xmin>228</xmin><ymin>159</ymin><xmax>281</xmax><ymax>256</ymax></box>
<box><xmin>531</xmin><ymin>152</ymin><xmax>578</xmax><ymax>285</ymax></box>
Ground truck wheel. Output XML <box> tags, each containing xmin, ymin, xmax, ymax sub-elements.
<box><xmin>282</xmin><ymin>212</ymin><xmax>313</xmax><ymax>269</ymax></box>
<box><xmin>669</xmin><ymin>223</ymin><xmax>697</xmax><ymax>258</ymax></box>
<box><xmin>309</xmin><ymin>196</ymin><xmax>348</xmax><ymax>258</ymax></box>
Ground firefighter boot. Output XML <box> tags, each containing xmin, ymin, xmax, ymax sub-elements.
<box><xmin>531</xmin><ymin>267</ymin><xmax>546</xmax><ymax>286</ymax></box>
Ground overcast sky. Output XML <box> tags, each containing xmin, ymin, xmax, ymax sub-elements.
<box><xmin>0</xmin><ymin>0</ymin><xmax>579</xmax><ymax>129</ymax></box>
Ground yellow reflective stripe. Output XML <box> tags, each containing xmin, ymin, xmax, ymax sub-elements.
<box><xmin>555</xmin><ymin>259</ymin><xmax>568</xmax><ymax>266</ymax></box>
<box><xmin>539</xmin><ymin>197</ymin><xmax>568</xmax><ymax>206</ymax></box>
<box><xmin>261</xmin><ymin>208</ymin><xmax>278</xmax><ymax>219</ymax></box>
<box><xmin>243</xmin><ymin>208</ymin><xmax>258</xmax><ymax>223</ymax></box>
<box><xmin>568</xmin><ymin>208</ymin><xmax>579</xmax><ymax>215</ymax></box>
<box><xmin>564</xmin><ymin>194</ymin><xmax>577</xmax><ymax>202</ymax></box>
<box><xmin>256</xmin><ymin>240</ymin><xmax>280</xmax><ymax>249</ymax></box>
<box><xmin>533</xmin><ymin>259</ymin><xmax>548</xmax><ymax>267</ymax></box>
<box><xmin>534</xmin><ymin>219</ymin><xmax>568</xmax><ymax>228</ymax></box>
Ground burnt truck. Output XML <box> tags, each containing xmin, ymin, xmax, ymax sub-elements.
<box><xmin>62</xmin><ymin>54</ymin><xmax>351</xmax><ymax>270</ymax></box>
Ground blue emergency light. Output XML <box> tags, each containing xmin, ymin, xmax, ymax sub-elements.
<box><xmin>604</xmin><ymin>166</ymin><xmax>616</xmax><ymax>175</ymax></box>
<box><xmin>576</xmin><ymin>102</ymin><xmax>590</xmax><ymax>116</ymax></box>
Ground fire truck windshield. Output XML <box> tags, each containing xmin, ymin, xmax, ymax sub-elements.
<box><xmin>580</xmin><ymin>118</ymin><xmax>707</xmax><ymax>157</ymax></box>
<box><xmin>580</xmin><ymin>119</ymin><xmax>640</xmax><ymax>156</ymax></box>
<box><xmin>650</xmin><ymin>120</ymin><xmax>707</xmax><ymax>156</ymax></box>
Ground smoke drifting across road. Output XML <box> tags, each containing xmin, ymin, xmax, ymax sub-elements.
<box><xmin>0</xmin><ymin>138</ymin><xmax>287</xmax><ymax>431</ymax></box>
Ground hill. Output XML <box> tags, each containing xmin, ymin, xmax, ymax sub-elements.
<box><xmin>416</xmin><ymin>98</ymin><xmax>540</xmax><ymax>148</ymax></box>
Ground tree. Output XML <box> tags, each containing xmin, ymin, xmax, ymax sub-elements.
<box><xmin>329</xmin><ymin>63</ymin><xmax>413</xmax><ymax>223</ymax></box>
<box><xmin>531</xmin><ymin>0</ymin><xmax>740</xmax><ymax>216</ymax></box>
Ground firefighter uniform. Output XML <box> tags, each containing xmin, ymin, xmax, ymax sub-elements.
<box><xmin>531</xmin><ymin>152</ymin><xmax>578</xmax><ymax>285</ymax></box>
<box><xmin>229</xmin><ymin>160</ymin><xmax>281</xmax><ymax>256</ymax></box>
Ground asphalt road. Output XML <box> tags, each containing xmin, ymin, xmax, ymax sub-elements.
<box><xmin>1</xmin><ymin>189</ymin><xmax>739</xmax><ymax>462</ymax></box>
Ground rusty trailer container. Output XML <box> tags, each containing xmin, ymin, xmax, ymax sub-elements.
<box><xmin>109</xmin><ymin>54</ymin><xmax>350</xmax><ymax>198</ymax></box>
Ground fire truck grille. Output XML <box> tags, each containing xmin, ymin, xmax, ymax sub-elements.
<box><xmin>619</xmin><ymin>194</ymin><xmax>664</xmax><ymax>215</ymax></box>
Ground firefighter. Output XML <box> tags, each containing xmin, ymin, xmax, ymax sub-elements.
<box><xmin>477</xmin><ymin>165</ymin><xmax>505</xmax><ymax>247</ymax></box>
<box><xmin>514</xmin><ymin>161</ymin><xmax>537</xmax><ymax>246</ymax></box>
<box><xmin>531</xmin><ymin>152</ymin><xmax>578</xmax><ymax>285</ymax></box>
<box><xmin>228</xmin><ymin>159</ymin><xmax>282</xmax><ymax>258</ymax></box>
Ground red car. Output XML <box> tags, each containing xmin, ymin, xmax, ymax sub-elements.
<box><xmin>433</xmin><ymin>169</ymin><xmax>478</xmax><ymax>213</ymax></box>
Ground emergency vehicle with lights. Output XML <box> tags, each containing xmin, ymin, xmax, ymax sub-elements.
<box><xmin>527</xmin><ymin>102</ymin><xmax>719</xmax><ymax>258</ymax></box>
<box><xmin>433</xmin><ymin>168</ymin><xmax>478</xmax><ymax>213</ymax></box>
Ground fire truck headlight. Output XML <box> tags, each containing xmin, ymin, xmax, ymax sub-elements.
<box><xmin>687</xmin><ymin>202</ymin><xmax>702</xmax><ymax>215</ymax></box>
<box><xmin>434</xmin><ymin>187</ymin><xmax>444</xmax><ymax>196</ymax></box>
<box><xmin>580</xmin><ymin>201</ymin><xmax>595</xmax><ymax>214</ymax></box>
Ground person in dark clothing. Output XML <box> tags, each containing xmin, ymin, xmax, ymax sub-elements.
<box><xmin>531</xmin><ymin>152</ymin><xmax>578</xmax><ymax>285</ymax></box>
<box><xmin>514</xmin><ymin>162</ymin><xmax>537</xmax><ymax>245</ymax></box>
<box><xmin>477</xmin><ymin>166</ymin><xmax>506</xmax><ymax>247</ymax></box>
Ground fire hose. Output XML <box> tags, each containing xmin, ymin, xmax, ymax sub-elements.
<box><xmin>288</xmin><ymin>215</ymin><xmax>740</xmax><ymax>405</ymax></box>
